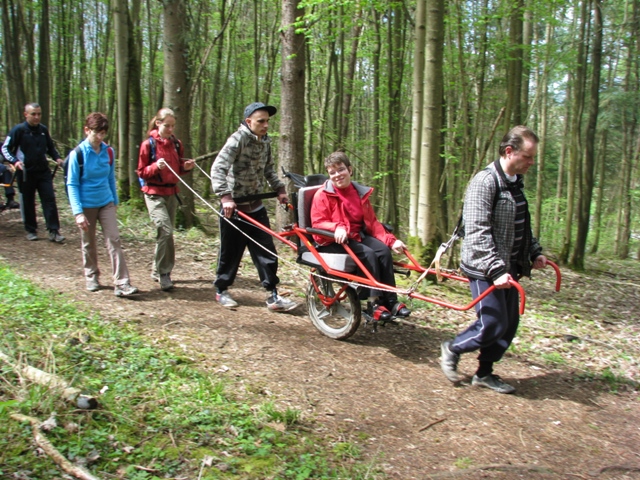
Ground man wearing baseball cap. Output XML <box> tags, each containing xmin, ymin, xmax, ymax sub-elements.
<box><xmin>210</xmin><ymin>102</ymin><xmax>298</xmax><ymax>312</ymax></box>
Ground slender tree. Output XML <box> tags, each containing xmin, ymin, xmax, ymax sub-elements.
<box><xmin>572</xmin><ymin>0</ymin><xmax>602</xmax><ymax>269</ymax></box>
<box><xmin>279</xmin><ymin>0</ymin><xmax>306</xmax><ymax>226</ymax></box>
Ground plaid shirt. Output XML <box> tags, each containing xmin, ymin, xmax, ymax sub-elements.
<box><xmin>460</xmin><ymin>161</ymin><xmax>542</xmax><ymax>281</ymax></box>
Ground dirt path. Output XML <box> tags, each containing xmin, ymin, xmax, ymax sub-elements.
<box><xmin>1</xmin><ymin>208</ymin><xmax>639</xmax><ymax>479</ymax></box>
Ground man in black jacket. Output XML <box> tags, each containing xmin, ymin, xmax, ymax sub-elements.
<box><xmin>2</xmin><ymin>103</ymin><xmax>65</xmax><ymax>242</ymax></box>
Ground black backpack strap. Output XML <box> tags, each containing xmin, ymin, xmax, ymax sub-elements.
<box><xmin>75</xmin><ymin>146</ymin><xmax>84</xmax><ymax>178</ymax></box>
<box><xmin>149</xmin><ymin>137</ymin><xmax>156</xmax><ymax>163</ymax></box>
<box><xmin>487</xmin><ymin>165</ymin><xmax>502</xmax><ymax>211</ymax></box>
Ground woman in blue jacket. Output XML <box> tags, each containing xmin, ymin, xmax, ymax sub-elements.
<box><xmin>66</xmin><ymin>112</ymin><xmax>138</xmax><ymax>297</ymax></box>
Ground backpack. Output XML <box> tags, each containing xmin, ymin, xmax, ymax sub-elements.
<box><xmin>62</xmin><ymin>145</ymin><xmax>114</xmax><ymax>198</ymax></box>
<box><xmin>138</xmin><ymin>136</ymin><xmax>181</xmax><ymax>187</ymax></box>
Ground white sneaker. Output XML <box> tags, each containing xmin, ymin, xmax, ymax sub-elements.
<box><xmin>266</xmin><ymin>294</ymin><xmax>298</xmax><ymax>312</ymax></box>
<box><xmin>114</xmin><ymin>283</ymin><xmax>139</xmax><ymax>297</ymax></box>
<box><xmin>216</xmin><ymin>290</ymin><xmax>238</xmax><ymax>308</ymax></box>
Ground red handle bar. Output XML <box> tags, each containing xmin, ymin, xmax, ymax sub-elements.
<box><xmin>545</xmin><ymin>260</ymin><xmax>562</xmax><ymax>292</ymax></box>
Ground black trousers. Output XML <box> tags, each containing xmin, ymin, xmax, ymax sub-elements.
<box><xmin>17</xmin><ymin>168</ymin><xmax>60</xmax><ymax>234</ymax></box>
<box><xmin>2</xmin><ymin>169</ymin><xmax>15</xmax><ymax>199</ymax></box>
<box><xmin>318</xmin><ymin>235</ymin><xmax>398</xmax><ymax>305</ymax></box>
<box><xmin>214</xmin><ymin>207</ymin><xmax>279</xmax><ymax>292</ymax></box>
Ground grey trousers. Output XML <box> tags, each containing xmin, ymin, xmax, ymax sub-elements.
<box><xmin>144</xmin><ymin>193</ymin><xmax>178</xmax><ymax>276</ymax></box>
<box><xmin>81</xmin><ymin>202</ymin><xmax>131</xmax><ymax>286</ymax></box>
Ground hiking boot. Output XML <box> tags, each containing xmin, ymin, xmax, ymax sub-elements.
<box><xmin>49</xmin><ymin>230</ymin><xmax>65</xmax><ymax>243</ymax></box>
<box><xmin>440</xmin><ymin>341</ymin><xmax>460</xmax><ymax>383</ymax></box>
<box><xmin>472</xmin><ymin>374</ymin><xmax>516</xmax><ymax>394</ymax></box>
<box><xmin>159</xmin><ymin>273</ymin><xmax>174</xmax><ymax>291</ymax></box>
<box><xmin>216</xmin><ymin>290</ymin><xmax>238</xmax><ymax>308</ymax></box>
<box><xmin>390</xmin><ymin>301</ymin><xmax>411</xmax><ymax>318</ymax></box>
<box><xmin>7</xmin><ymin>200</ymin><xmax>19</xmax><ymax>209</ymax></box>
<box><xmin>86</xmin><ymin>278</ymin><xmax>100</xmax><ymax>292</ymax></box>
<box><xmin>364</xmin><ymin>301</ymin><xmax>392</xmax><ymax>323</ymax></box>
<box><xmin>114</xmin><ymin>282</ymin><xmax>139</xmax><ymax>297</ymax></box>
<box><xmin>26</xmin><ymin>232</ymin><xmax>38</xmax><ymax>241</ymax></box>
<box><xmin>266</xmin><ymin>294</ymin><xmax>298</xmax><ymax>312</ymax></box>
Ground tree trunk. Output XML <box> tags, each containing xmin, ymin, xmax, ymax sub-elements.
<box><xmin>560</xmin><ymin>0</ymin><xmax>588</xmax><ymax>264</ymax></box>
<box><xmin>418</xmin><ymin>0</ymin><xmax>444</xmax><ymax>252</ymax></box>
<box><xmin>504</xmin><ymin>0</ymin><xmax>524</xmax><ymax>130</ymax></box>
<box><xmin>534</xmin><ymin>22</ymin><xmax>554</xmax><ymax>238</ymax></box>
<box><xmin>409</xmin><ymin>0</ymin><xmax>426</xmax><ymax>237</ymax></box>
<box><xmin>340</xmin><ymin>2</ymin><xmax>363</xmax><ymax>142</ymax></box>
<box><xmin>163</xmin><ymin>0</ymin><xmax>193</xmax><ymax>227</ymax></box>
<box><xmin>279</xmin><ymin>0</ymin><xmax>306</xmax><ymax>227</ymax></box>
<box><xmin>127</xmin><ymin>0</ymin><xmax>143</xmax><ymax>202</ymax></box>
<box><xmin>1</xmin><ymin>0</ymin><xmax>27</xmax><ymax>119</ymax></box>
<box><xmin>370</xmin><ymin>11</ymin><xmax>382</xmax><ymax>205</ymax></box>
<box><xmin>572</xmin><ymin>0</ymin><xmax>602</xmax><ymax>270</ymax></box>
<box><xmin>38</xmin><ymin>0</ymin><xmax>51</xmax><ymax>127</ymax></box>
<box><xmin>113</xmin><ymin>0</ymin><xmax>130</xmax><ymax>198</ymax></box>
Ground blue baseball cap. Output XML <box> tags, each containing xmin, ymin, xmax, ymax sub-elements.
<box><xmin>243</xmin><ymin>102</ymin><xmax>277</xmax><ymax>119</ymax></box>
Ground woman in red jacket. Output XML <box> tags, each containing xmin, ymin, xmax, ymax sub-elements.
<box><xmin>310</xmin><ymin>151</ymin><xmax>410</xmax><ymax>322</ymax></box>
<box><xmin>137</xmin><ymin>108</ymin><xmax>195</xmax><ymax>291</ymax></box>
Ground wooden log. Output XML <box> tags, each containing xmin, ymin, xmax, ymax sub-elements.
<box><xmin>0</xmin><ymin>350</ymin><xmax>98</xmax><ymax>409</ymax></box>
<box><xmin>11</xmin><ymin>414</ymin><xmax>101</xmax><ymax>480</ymax></box>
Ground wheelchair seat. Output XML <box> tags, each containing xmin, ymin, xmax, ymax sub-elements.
<box><xmin>296</xmin><ymin>184</ymin><xmax>356</xmax><ymax>273</ymax></box>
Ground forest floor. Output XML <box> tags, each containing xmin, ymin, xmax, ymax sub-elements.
<box><xmin>1</xmin><ymin>203</ymin><xmax>639</xmax><ymax>479</ymax></box>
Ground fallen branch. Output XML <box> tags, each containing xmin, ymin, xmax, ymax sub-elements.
<box><xmin>589</xmin><ymin>465</ymin><xmax>640</xmax><ymax>476</ymax></box>
<box><xmin>418</xmin><ymin>418</ymin><xmax>445</xmax><ymax>432</ymax></box>
<box><xmin>11</xmin><ymin>413</ymin><xmax>101</xmax><ymax>480</ymax></box>
<box><xmin>426</xmin><ymin>463</ymin><xmax>555</xmax><ymax>478</ymax></box>
<box><xmin>0</xmin><ymin>349</ymin><xmax>97</xmax><ymax>409</ymax></box>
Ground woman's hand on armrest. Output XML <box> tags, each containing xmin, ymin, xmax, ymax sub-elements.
<box><xmin>334</xmin><ymin>227</ymin><xmax>347</xmax><ymax>244</ymax></box>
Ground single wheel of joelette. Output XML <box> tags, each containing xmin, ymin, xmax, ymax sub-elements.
<box><xmin>307</xmin><ymin>274</ymin><xmax>361</xmax><ymax>340</ymax></box>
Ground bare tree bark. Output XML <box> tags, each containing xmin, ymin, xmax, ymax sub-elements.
<box><xmin>409</xmin><ymin>0</ymin><xmax>426</xmax><ymax>237</ymax></box>
<box><xmin>128</xmin><ymin>0</ymin><xmax>143</xmax><ymax>201</ymax></box>
<box><xmin>340</xmin><ymin>2</ymin><xmax>363</xmax><ymax>142</ymax></box>
<box><xmin>504</xmin><ymin>0</ymin><xmax>524</xmax><ymax>130</ymax></box>
<box><xmin>560</xmin><ymin>0</ymin><xmax>588</xmax><ymax>264</ymax></box>
<box><xmin>616</xmin><ymin>0</ymin><xmax>638</xmax><ymax>258</ymax></box>
<box><xmin>418</xmin><ymin>0</ymin><xmax>444</xmax><ymax>251</ymax></box>
<box><xmin>38</xmin><ymin>0</ymin><xmax>51</xmax><ymax>127</ymax></box>
<box><xmin>113</xmin><ymin>0</ymin><xmax>130</xmax><ymax>198</ymax></box>
<box><xmin>163</xmin><ymin>0</ymin><xmax>194</xmax><ymax>227</ymax></box>
<box><xmin>572</xmin><ymin>0</ymin><xmax>602</xmax><ymax>269</ymax></box>
<box><xmin>279</xmin><ymin>0</ymin><xmax>306</xmax><ymax>227</ymax></box>
<box><xmin>1</xmin><ymin>0</ymin><xmax>27</xmax><ymax>119</ymax></box>
<box><xmin>534</xmin><ymin>22</ymin><xmax>554</xmax><ymax>238</ymax></box>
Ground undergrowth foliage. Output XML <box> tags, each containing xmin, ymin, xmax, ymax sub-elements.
<box><xmin>0</xmin><ymin>264</ymin><xmax>380</xmax><ymax>479</ymax></box>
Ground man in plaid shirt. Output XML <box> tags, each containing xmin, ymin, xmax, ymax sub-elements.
<box><xmin>440</xmin><ymin>125</ymin><xmax>548</xmax><ymax>394</ymax></box>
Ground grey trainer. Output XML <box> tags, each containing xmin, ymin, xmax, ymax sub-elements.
<box><xmin>472</xmin><ymin>374</ymin><xmax>516</xmax><ymax>394</ymax></box>
<box><xmin>440</xmin><ymin>341</ymin><xmax>460</xmax><ymax>383</ymax></box>
<box><xmin>86</xmin><ymin>278</ymin><xmax>100</xmax><ymax>292</ymax></box>
<box><xmin>160</xmin><ymin>273</ymin><xmax>174</xmax><ymax>291</ymax></box>
<box><xmin>49</xmin><ymin>231</ymin><xmax>65</xmax><ymax>243</ymax></box>
<box><xmin>114</xmin><ymin>282</ymin><xmax>139</xmax><ymax>297</ymax></box>
<box><xmin>266</xmin><ymin>294</ymin><xmax>298</xmax><ymax>312</ymax></box>
<box><xmin>216</xmin><ymin>290</ymin><xmax>238</xmax><ymax>308</ymax></box>
<box><xmin>26</xmin><ymin>232</ymin><xmax>38</xmax><ymax>241</ymax></box>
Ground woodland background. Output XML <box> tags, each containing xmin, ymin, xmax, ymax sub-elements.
<box><xmin>1</xmin><ymin>0</ymin><xmax>639</xmax><ymax>270</ymax></box>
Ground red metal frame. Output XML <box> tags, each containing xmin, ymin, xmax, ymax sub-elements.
<box><xmin>236</xmin><ymin>210</ymin><xmax>561</xmax><ymax>316</ymax></box>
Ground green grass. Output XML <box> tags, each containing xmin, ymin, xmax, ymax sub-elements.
<box><xmin>0</xmin><ymin>264</ymin><xmax>383</xmax><ymax>479</ymax></box>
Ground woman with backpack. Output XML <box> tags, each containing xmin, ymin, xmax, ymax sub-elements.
<box><xmin>137</xmin><ymin>108</ymin><xmax>195</xmax><ymax>291</ymax></box>
<box><xmin>66</xmin><ymin>112</ymin><xmax>139</xmax><ymax>297</ymax></box>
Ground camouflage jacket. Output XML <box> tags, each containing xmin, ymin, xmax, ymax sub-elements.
<box><xmin>210</xmin><ymin>123</ymin><xmax>284</xmax><ymax>203</ymax></box>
